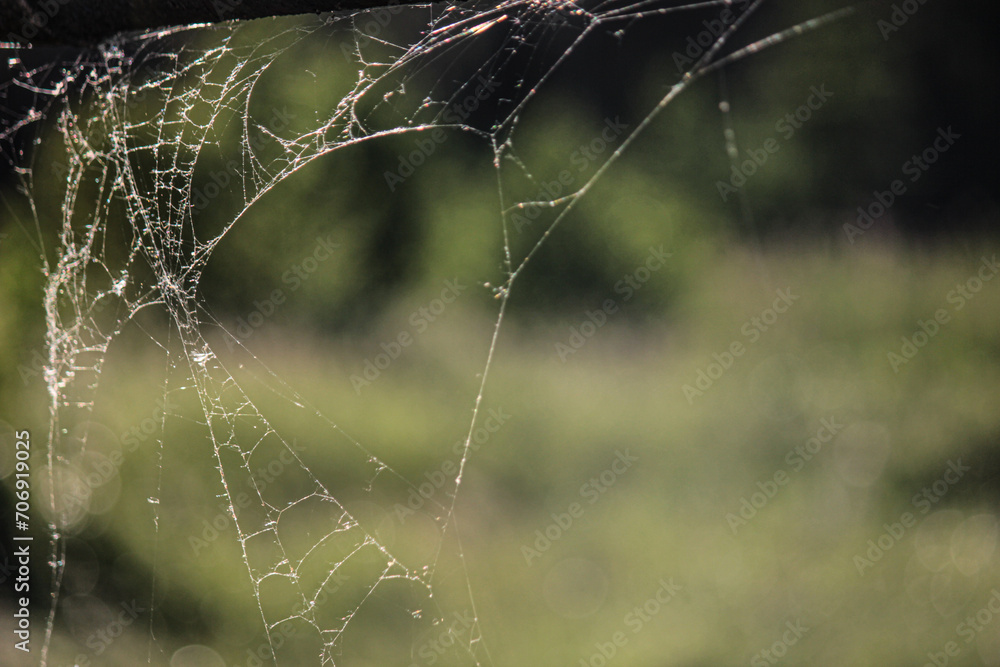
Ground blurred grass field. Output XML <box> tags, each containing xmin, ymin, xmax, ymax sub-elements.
<box><xmin>3</xmin><ymin>230</ymin><xmax>999</xmax><ymax>666</ymax></box>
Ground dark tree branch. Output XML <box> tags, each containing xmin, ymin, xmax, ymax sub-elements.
<box><xmin>1</xmin><ymin>0</ymin><xmax>427</xmax><ymax>47</ymax></box>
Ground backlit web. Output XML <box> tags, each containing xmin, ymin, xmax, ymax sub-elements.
<box><xmin>0</xmin><ymin>1</ymin><xmax>845</xmax><ymax>664</ymax></box>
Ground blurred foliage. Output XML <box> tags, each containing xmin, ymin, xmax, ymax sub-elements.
<box><xmin>1</xmin><ymin>1</ymin><xmax>999</xmax><ymax>665</ymax></box>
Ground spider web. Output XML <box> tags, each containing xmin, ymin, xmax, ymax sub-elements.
<box><xmin>0</xmin><ymin>1</ymin><xmax>848</xmax><ymax>664</ymax></box>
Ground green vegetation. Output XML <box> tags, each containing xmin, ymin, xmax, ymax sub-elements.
<box><xmin>1</xmin><ymin>6</ymin><xmax>998</xmax><ymax>666</ymax></box>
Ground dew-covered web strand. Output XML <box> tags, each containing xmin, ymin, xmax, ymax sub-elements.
<box><xmin>495</xmin><ymin>0</ymin><xmax>766</xmax><ymax>283</ymax></box>
<box><xmin>188</xmin><ymin>266</ymin><xmax>499</xmax><ymax>663</ymax></box>
<box><xmin>169</xmin><ymin>292</ymin><xmax>470</xmax><ymax>661</ymax></box>
<box><xmin>24</xmin><ymin>37</ymin><xmax>412</xmax><ymax>664</ymax></box>
<box><xmin>502</xmin><ymin>2</ymin><xmax>852</xmax><ymax>289</ymax></box>
<box><xmin>133</xmin><ymin>323</ymin><xmax>174</xmax><ymax>662</ymax></box>
<box><xmin>174</xmin><ymin>344</ymin><xmax>371</xmax><ymax>661</ymax></box>
<box><xmin>426</xmin><ymin>0</ymin><xmax>848</xmax><ymax>638</ymax></box>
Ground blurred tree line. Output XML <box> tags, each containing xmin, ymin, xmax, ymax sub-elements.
<box><xmin>0</xmin><ymin>0</ymin><xmax>995</xmax><ymax>333</ymax></box>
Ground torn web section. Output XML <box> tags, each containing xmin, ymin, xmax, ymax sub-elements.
<box><xmin>175</xmin><ymin>351</ymin><xmax>428</xmax><ymax>665</ymax></box>
<box><xmin>17</xmin><ymin>12</ymin><xmax>525</xmax><ymax>665</ymax></box>
<box><xmin>112</xmin><ymin>23</ymin><xmax>488</xmax><ymax>666</ymax></box>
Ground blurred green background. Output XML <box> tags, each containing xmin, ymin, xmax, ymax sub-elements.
<box><xmin>1</xmin><ymin>0</ymin><xmax>999</xmax><ymax>665</ymax></box>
